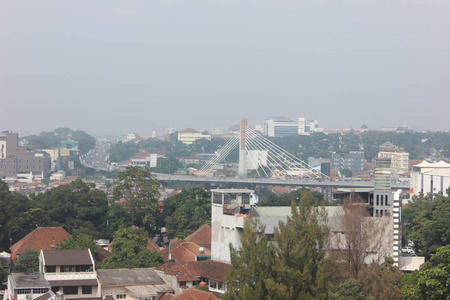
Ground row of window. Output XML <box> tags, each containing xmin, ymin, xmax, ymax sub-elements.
<box><xmin>16</xmin><ymin>288</ymin><xmax>49</xmax><ymax>294</ymax></box>
<box><xmin>375</xmin><ymin>194</ymin><xmax>389</xmax><ymax>206</ymax></box>
<box><xmin>52</xmin><ymin>285</ymin><xmax>92</xmax><ymax>295</ymax></box>
<box><xmin>45</xmin><ymin>265</ymin><xmax>93</xmax><ymax>272</ymax></box>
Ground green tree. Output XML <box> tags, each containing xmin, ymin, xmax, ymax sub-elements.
<box><xmin>162</xmin><ymin>188</ymin><xmax>211</xmax><ymax>238</ymax></box>
<box><xmin>0</xmin><ymin>266</ymin><xmax>7</xmax><ymax>289</ymax></box>
<box><xmin>97</xmin><ymin>226</ymin><xmax>163</xmax><ymax>269</ymax></box>
<box><xmin>223</xmin><ymin>217</ymin><xmax>275</xmax><ymax>300</ymax></box>
<box><xmin>404</xmin><ymin>245</ymin><xmax>450</xmax><ymax>300</ymax></box>
<box><xmin>59</xmin><ymin>231</ymin><xmax>101</xmax><ymax>260</ymax></box>
<box><xmin>108</xmin><ymin>141</ymin><xmax>139</xmax><ymax>162</ymax></box>
<box><xmin>0</xmin><ymin>180</ymin><xmax>43</xmax><ymax>251</ymax></box>
<box><xmin>328</xmin><ymin>279</ymin><xmax>367</xmax><ymax>300</ymax></box>
<box><xmin>32</xmin><ymin>179</ymin><xmax>108</xmax><ymax>235</ymax></box>
<box><xmin>13</xmin><ymin>249</ymin><xmax>39</xmax><ymax>273</ymax></box>
<box><xmin>403</xmin><ymin>193</ymin><xmax>450</xmax><ymax>259</ymax></box>
<box><xmin>265</xmin><ymin>191</ymin><xmax>329</xmax><ymax>300</ymax></box>
<box><xmin>112</xmin><ymin>166</ymin><xmax>160</xmax><ymax>231</ymax></box>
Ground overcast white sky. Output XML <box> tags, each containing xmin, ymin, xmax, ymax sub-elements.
<box><xmin>1</xmin><ymin>0</ymin><xmax>449</xmax><ymax>138</ymax></box>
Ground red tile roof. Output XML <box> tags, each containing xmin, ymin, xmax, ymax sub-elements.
<box><xmin>173</xmin><ymin>287</ymin><xmax>219</xmax><ymax>299</ymax></box>
<box><xmin>147</xmin><ymin>238</ymin><xmax>161</xmax><ymax>253</ymax></box>
<box><xmin>184</xmin><ymin>225</ymin><xmax>211</xmax><ymax>250</ymax></box>
<box><xmin>155</xmin><ymin>260</ymin><xmax>231</xmax><ymax>283</ymax></box>
<box><xmin>10</xmin><ymin>227</ymin><xmax>71</xmax><ymax>255</ymax></box>
<box><xmin>180</xmin><ymin>128</ymin><xmax>200</xmax><ymax>134</ymax></box>
<box><xmin>132</xmin><ymin>151</ymin><xmax>151</xmax><ymax>159</ymax></box>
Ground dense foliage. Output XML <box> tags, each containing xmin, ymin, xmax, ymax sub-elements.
<box><xmin>59</xmin><ymin>231</ymin><xmax>102</xmax><ymax>260</ymax></box>
<box><xmin>223</xmin><ymin>218</ymin><xmax>275</xmax><ymax>300</ymax></box>
<box><xmin>403</xmin><ymin>193</ymin><xmax>450</xmax><ymax>259</ymax></box>
<box><xmin>13</xmin><ymin>249</ymin><xmax>40</xmax><ymax>273</ymax></box>
<box><xmin>403</xmin><ymin>245</ymin><xmax>450</xmax><ymax>300</ymax></box>
<box><xmin>112</xmin><ymin>166</ymin><xmax>160</xmax><ymax>232</ymax></box>
<box><xmin>25</xmin><ymin>128</ymin><xmax>96</xmax><ymax>153</ymax></box>
<box><xmin>108</xmin><ymin>141</ymin><xmax>139</xmax><ymax>162</ymax></box>
<box><xmin>97</xmin><ymin>226</ymin><xmax>163</xmax><ymax>269</ymax></box>
<box><xmin>161</xmin><ymin>188</ymin><xmax>211</xmax><ymax>239</ymax></box>
<box><xmin>225</xmin><ymin>191</ymin><xmax>329</xmax><ymax>300</ymax></box>
<box><xmin>0</xmin><ymin>181</ymin><xmax>41</xmax><ymax>251</ymax></box>
<box><xmin>31</xmin><ymin>179</ymin><xmax>109</xmax><ymax>236</ymax></box>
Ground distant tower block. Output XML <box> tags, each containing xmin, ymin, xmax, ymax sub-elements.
<box><xmin>152</xmin><ymin>130</ymin><xmax>156</xmax><ymax>139</ymax></box>
<box><xmin>238</xmin><ymin>119</ymin><xmax>248</xmax><ymax>178</ymax></box>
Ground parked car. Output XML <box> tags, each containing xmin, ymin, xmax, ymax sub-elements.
<box><xmin>402</xmin><ymin>246</ymin><xmax>415</xmax><ymax>254</ymax></box>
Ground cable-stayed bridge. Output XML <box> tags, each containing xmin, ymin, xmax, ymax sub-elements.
<box><xmin>83</xmin><ymin>119</ymin><xmax>410</xmax><ymax>190</ymax></box>
<box><xmin>199</xmin><ymin>119</ymin><xmax>330</xmax><ymax>180</ymax></box>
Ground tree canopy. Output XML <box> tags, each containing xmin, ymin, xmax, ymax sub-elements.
<box><xmin>25</xmin><ymin>128</ymin><xmax>95</xmax><ymax>153</ymax></box>
<box><xmin>31</xmin><ymin>178</ymin><xmax>108</xmax><ymax>235</ymax></box>
<box><xmin>59</xmin><ymin>231</ymin><xmax>101</xmax><ymax>260</ymax></box>
<box><xmin>97</xmin><ymin>226</ymin><xmax>163</xmax><ymax>269</ymax></box>
<box><xmin>224</xmin><ymin>190</ymin><xmax>329</xmax><ymax>300</ymax></box>
<box><xmin>403</xmin><ymin>193</ymin><xmax>450</xmax><ymax>259</ymax></box>
<box><xmin>112</xmin><ymin>166</ymin><xmax>160</xmax><ymax>232</ymax></box>
<box><xmin>403</xmin><ymin>245</ymin><xmax>450</xmax><ymax>300</ymax></box>
<box><xmin>224</xmin><ymin>217</ymin><xmax>275</xmax><ymax>300</ymax></box>
<box><xmin>0</xmin><ymin>180</ymin><xmax>42</xmax><ymax>251</ymax></box>
<box><xmin>161</xmin><ymin>188</ymin><xmax>211</xmax><ymax>238</ymax></box>
<box><xmin>13</xmin><ymin>249</ymin><xmax>40</xmax><ymax>273</ymax></box>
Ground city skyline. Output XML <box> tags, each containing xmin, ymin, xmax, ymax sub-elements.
<box><xmin>1</xmin><ymin>1</ymin><xmax>449</xmax><ymax>137</ymax></box>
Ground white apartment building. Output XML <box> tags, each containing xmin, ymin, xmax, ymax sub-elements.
<box><xmin>177</xmin><ymin>128</ymin><xmax>211</xmax><ymax>145</ymax></box>
<box><xmin>378</xmin><ymin>151</ymin><xmax>409</xmax><ymax>178</ymax></box>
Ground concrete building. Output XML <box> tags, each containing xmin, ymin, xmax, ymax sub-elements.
<box><xmin>263</xmin><ymin>117</ymin><xmax>298</xmax><ymax>137</ymax></box>
<box><xmin>210</xmin><ymin>188</ymin><xmax>397</xmax><ymax>266</ymax></box>
<box><xmin>0</xmin><ymin>132</ymin><xmax>51</xmax><ymax>180</ymax></box>
<box><xmin>378</xmin><ymin>150</ymin><xmax>409</xmax><ymax>179</ymax></box>
<box><xmin>177</xmin><ymin>129</ymin><xmax>211</xmax><ymax>145</ymax></box>
<box><xmin>97</xmin><ymin>268</ymin><xmax>173</xmax><ymax>300</ymax></box>
<box><xmin>410</xmin><ymin>160</ymin><xmax>450</xmax><ymax>197</ymax></box>
<box><xmin>331</xmin><ymin>151</ymin><xmax>365</xmax><ymax>173</ymax></box>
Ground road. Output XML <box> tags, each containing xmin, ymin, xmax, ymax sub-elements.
<box><xmin>80</xmin><ymin>142</ymin><xmax>410</xmax><ymax>190</ymax></box>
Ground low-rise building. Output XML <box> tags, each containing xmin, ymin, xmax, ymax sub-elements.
<box><xmin>97</xmin><ymin>268</ymin><xmax>173</xmax><ymax>300</ymax></box>
<box><xmin>177</xmin><ymin>129</ymin><xmax>211</xmax><ymax>145</ymax></box>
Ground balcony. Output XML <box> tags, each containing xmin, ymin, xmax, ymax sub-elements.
<box><xmin>44</xmin><ymin>272</ymin><xmax>97</xmax><ymax>281</ymax></box>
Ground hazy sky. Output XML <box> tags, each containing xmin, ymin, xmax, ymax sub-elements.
<box><xmin>1</xmin><ymin>0</ymin><xmax>449</xmax><ymax>138</ymax></box>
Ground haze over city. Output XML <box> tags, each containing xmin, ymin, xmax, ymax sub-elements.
<box><xmin>1</xmin><ymin>0</ymin><xmax>449</xmax><ymax>137</ymax></box>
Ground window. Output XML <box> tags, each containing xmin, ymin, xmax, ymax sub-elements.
<box><xmin>179</xmin><ymin>281</ymin><xmax>187</xmax><ymax>287</ymax></box>
<box><xmin>46</xmin><ymin>266</ymin><xmax>56</xmax><ymax>273</ymax></box>
<box><xmin>63</xmin><ymin>286</ymin><xmax>78</xmax><ymax>295</ymax></box>
<box><xmin>210</xmin><ymin>280</ymin><xmax>217</xmax><ymax>289</ymax></box>
<box><xmin>82</xmin><ymin>286</ymin><xmax>92</xmax><ymax>294</ymax></box>
<box><xmin>16</xmin><ymin>289</ymin><xmax>31</xmax><ymax>294</ymax></box>
<box><xmin>51</xmin><ymin>287</ymin><xmax>60</xmax><ymax>293</ymax></box>
<box><xmin>116</xmin><ymin>293</ymin><xmax>126</xmax><ymax>299</ymax></box>
<box><xmin>33</xmin><ymin>288</ymin><xmax>49</xmax><ymax>294</ymax></box>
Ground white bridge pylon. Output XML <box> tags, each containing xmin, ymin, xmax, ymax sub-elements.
<box><xmin>200</xmin><ymin>120</ymin><xmax>330</xmax><ymax>180</ymax></box>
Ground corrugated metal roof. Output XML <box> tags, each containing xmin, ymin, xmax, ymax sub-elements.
<box><xmin>97</xmin><ymin>268</ymin><xmax>165</xmax><ymax>286</ymax></box>
<box><xmin>12</xmin><ymin>273</ymin><xmax>49</xmax><ymax>287</ymax></box>
<box><xmin>124</xmin><ymin>283</ymin><xmax>174</xmax><ymax>297</ymax></box>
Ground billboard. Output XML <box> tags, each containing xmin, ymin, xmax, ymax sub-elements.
<box><xmin>61</xmin><ymin>140</ymin><xmax>78</xmax><ymax>151</ymax></box>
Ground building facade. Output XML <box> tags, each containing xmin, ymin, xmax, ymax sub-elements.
<box><xmin>0</xmin><ymin>132</ymin><xmax>51</xmax><ymax>180</ymax></box>
<box><xmin>331</xmin><ymin>151</ymin><xmax>365</xmax><ymax>173</ymax></box>
<box><xmin>177</xmin><ymin>129</ymin><xmax>211</xmax><ymax>145</ymax></box>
